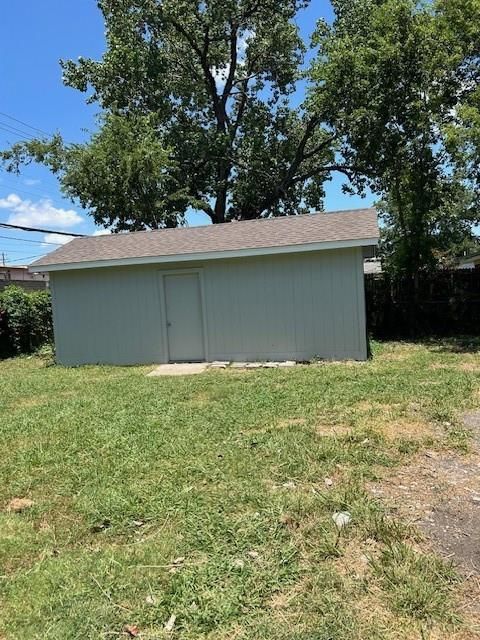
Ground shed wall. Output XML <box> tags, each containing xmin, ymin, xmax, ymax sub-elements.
<box><xmin>50</xmin><ymin>247</ymin><xmax>368</xmax><ymax>365</ymax></box>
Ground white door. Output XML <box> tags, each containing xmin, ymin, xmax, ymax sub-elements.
<box><xmin>163</xmin><ymin>272</ymin><xmax>205</xmax><ymax>362</ymax></box>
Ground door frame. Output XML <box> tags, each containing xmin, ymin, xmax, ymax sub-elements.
<box><xmin>158</xmin><ymin>267</ymin><xmax>209</xmax><ymax>363</ymax></box>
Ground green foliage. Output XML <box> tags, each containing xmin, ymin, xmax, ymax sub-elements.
<box><xmin>0</xmin><ymin>0</ymin><xmax>344</xmax><ymax>229</ymax></box>
<box><xmin>311</xmin><ymin>0</ymin><xmax>480</xmax><ymax>275</ymax></box>
<box><xmin>0</xmin><ymin>286</ymin><xmax>53</xmax><ymax>357</ymax></box>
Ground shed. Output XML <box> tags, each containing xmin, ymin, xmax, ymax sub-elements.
<box><xmin>31</xmin><ymin>208</ymin><xmax>379</xmax><ymax>366</ymax></box>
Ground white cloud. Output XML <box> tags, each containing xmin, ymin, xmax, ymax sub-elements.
<box><xmin>42</xmin><ymin>233</ymin><xmax>76</xmax><ymax>246</ymax></box>
<box><xmin>0</xmin><ymin>193</ymin><xmax>83</xmax><ymax>229</ymax></box>
<box><xmin>93</xmin><ymin>229</ymin><xmax>112</xmax><ymax>236</ymax></box>
<box><xmin>211</xmin><ymin>30</ymin><xmax>255</xmax><ymax>91</ymax></box>
<box><xmin>24</xmin><ymin>178</ymin><xmax>41</xmax><ymax>186</ymax></box>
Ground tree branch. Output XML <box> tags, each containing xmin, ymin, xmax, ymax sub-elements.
<box><xmin>292</xmin><ymin>164</ymin><xmax>357</xmax><ymax>184</ymax></box>
<box><xmin>167</xmin><ymin>18</ymin><xmax>227</xmax><ymax>130</ymax></box>
<box><xmin>222</xmin><ymin>21</ymin><xmax>238</xmax><ymax>108</ymax></box>
<box><xmin>302</xmin><ymin>135</ymin><xmax>336</xmax><ymax>160</ymax></box>
<box><xmin>283</xmin><ymin>115</ymin><xmax>322</xmax><ymax>184</ymax></box>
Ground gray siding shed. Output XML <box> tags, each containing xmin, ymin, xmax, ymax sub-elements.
<box><xmin>33</xmin><ymin>209</ymin><xmax>379</xmax><ymax>366</ymax></box>
<box><xmin>50</xmin><ymin>247</ymin><xmax>368</xmax><ymax>365</ymax></box>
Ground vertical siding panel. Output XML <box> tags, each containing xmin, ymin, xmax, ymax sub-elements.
<box><xmin>304</xmin><ymin>256</ymin><xmax>313</xmax><ymax>352</ymax></box>
<box><xmin>347</xmin><ymin>250</ymin><xmax>360</xmax><ymax>355</ymax></box>
<box><xmin>110</xmin><ymin>270</ymin><xmax>125</xmax><ymax>363</ymax></box>
<box><xmin>289</xmin><ymin>257</ymin><xmax>299</xmax><ymax>355</ymax></box>
<box><xmin>203</xmin><ymin>264</ymin><xmax>216</xmax><ymax>357</ymax></box>
<box><xmin>356</xmin><ymin>248</ymin><xmax>368</xmax><ymax>359</ymax></box>
<box><xmin>228</xmin><ymin>262</ymin><xmax>242</xmax><ymax>357</ymax></box>
<box><xmin>326</xmin><ymin>251</ymin><xmax>337</xmax><ymax>357</ymax></box>
<box><xmin>337</xmin><ymin>253</ymin><xmax>350</xmax><ymax>356</ymax></box>
<box><xmin>308</xmin><ymin>256</ymin><xmax>318</xmax><ymax>354</ymax></box>
<box><xmin>310</xmin><ymin>255</ymin><xmax>321</xmax><ymax>356</ymax></box>
<box><xmin>310</xmin><ymin>254</ymin><xmax>330</xmax><ymax>356</ymax></box>
<box><xmin>342</xmin><ymin>252</ymin><xmax>353</xmax><ymax>356</ymax></box>
<box><xmin>348</xmin><ymin>250</ymin><xmax>360</xmax><ymax>354</ymax></box>
<box><xmin>294</xmin><ymin>257</ymin><xmax>305</xmax><ymax>354</ymax></box>
<box><xmin>284</xmin><ymin>256</ymin><xmax>296</xmax><ymax>355</ymax></box>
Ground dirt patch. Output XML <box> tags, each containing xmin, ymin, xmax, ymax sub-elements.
<box><xmin>423</xmin><ymin>501</ymin><xmax>480</xmax><ymax>574</ymax></box>
<box><xmin>380</xmin><ymin>352</ymin><xmax>411</xmax><ymax>362</ymax></box>
<box><xmin>268</xmin><ymin>578</ymin><xmax>307</xmax><ymax>610</ymax></box>
<box><xmin>355</xmin><ymin>401</ymin><xmax>402</xmax><ymax>412</ymax></box>
<box><xmin>6</xmin><ymin>498</ymin><xmax>34</xmax><ymax>513</ymax></box>
<box><xmin>369</xmin><ymin>451</ymin><xmax>480</xmax><ymax>572</ymax></box>
<box><xmin>377</xmin><ymin>417</ymin><xmax>438</xmax><ymax>442</ymax></box>
<box><xmin>276</xmin><ymin>418</ymin><xmax>307</xmax><ymax>429</ymax></box>
<box><xmin>316</xmin><ymin>410</ymin><xmax>438</xmax><ymax>443</ymax></box>
<box><xmin>464</xmin><ymin>412</ymin><xmax>480</xmax><ymax>435</ymax></box>
<box><xmin>189</xmin><ymin>391</ymin><xmax>213</xmax><ymax>407</ymax></box>
<box><xmin>333</xmin><ymin>539</ymin><xmax>378</xmax><ymax>580</ymax></box>
<box><xmin>369</xmin><ymin>411</ymin><xmax>480</xmax><ymax>584</ymax></box>
<box><xmin>367</xmin><ymin>408</ymin><xmax>480</xmax><ymax>631</ymax></box>
<box><xmin>315</xmin><ymin>423</ymin><xmax>352</xmax><ymax>437</ymax></box>
<box><xmin>458</xmin><ymin>363</ymin><xmax>480</xmax><ymax>374</ymax></box>
<box><xmin>430</xmin><ymin>361</ymin><xmax>480</xmax><ymax>373</ymax></box>
<box><xmin>10</xmin><ymin>390</ymin><xmax>76</xmax><ymax>410</ymax></box>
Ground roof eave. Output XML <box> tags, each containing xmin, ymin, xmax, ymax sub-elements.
<box><xmin>29</xmin><ymin>236</ymin><xmax>379</xmax><ymax>273</ymax></box>
<box><xmin>460</xmin><ymin>255</ymin><xmax>480</xmax><ymax>265</ymax></box>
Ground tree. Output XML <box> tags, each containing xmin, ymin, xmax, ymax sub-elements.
<box><xmin>311</xmin><ymin>0</ymin><xmax>480</xmax><ymax>276</ymax></box>
<box><xmin>1</xmin><ymin>0</ymin><xmax>352</xmax><ymax>230</ymax></box>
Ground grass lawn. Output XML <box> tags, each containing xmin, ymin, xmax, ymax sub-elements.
<box><xmin>1</xmin><ymin>340</ymin><xmax>480</xmax><ymax>639</ymax></box>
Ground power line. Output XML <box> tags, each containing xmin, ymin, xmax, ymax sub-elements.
<box><xmin>0</xmin><ymin>234</ymin><xmax>65</xmax><ymax>246</ymax></box>
<box><xmin>0</xmin><ymin>248</ymin><xmax>48</xmax><ymax>254</ymax></box>
<box><xmin>0</xmin><ymin>125</ymin><xmax>33</xmax><ymax>142</ymax></box>
<box><xmin>0</xmin><ymin>121</ymin><xmax>37</xmax><ymax>140</ymax></box>
<box><xmin>6</xmin><ymin>253</ymin><xmax>48</xmax><ymax>264</ymax></box>
<box><xmin>0</xmin><ymin>111</ymin><xmax>51</xmax><ymax>137</ymax></box>
<box><xmin>0</xmin><ymin>222</ymin><xmax>84</xmax><ymax>237</ymax></box>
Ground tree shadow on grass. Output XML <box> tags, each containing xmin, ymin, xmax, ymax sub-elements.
<box><xmin>425</xmin><ymin>336</ymin><xmax>480</xmax><ymax>354</ymax></box>
<box><xmin>371</xmin><ymin>336</ymin><xmax>480</xmax><ymax>355</ymax></box>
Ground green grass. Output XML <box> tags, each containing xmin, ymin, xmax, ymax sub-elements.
<box><xmin>0</xmin><ymin>340</ymin><xmax>479</xmax><ymax>639</ymax></box>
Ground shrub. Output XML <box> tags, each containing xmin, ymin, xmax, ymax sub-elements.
<box><xmin>0</xmin><ymin>286</ymin><xmax>53</xmax><ymax>358</ymax></box>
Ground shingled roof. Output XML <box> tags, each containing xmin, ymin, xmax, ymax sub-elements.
<box><xmin>31</xmin><ymin>208</ymin><xmax>379</xmax><ymax>272</ymax></box>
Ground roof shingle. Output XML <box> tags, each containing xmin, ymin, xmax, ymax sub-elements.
<box><xmin>32</xmin><ymin>208</ymin><xmax>378</xmax><ymax>270</ymax></box>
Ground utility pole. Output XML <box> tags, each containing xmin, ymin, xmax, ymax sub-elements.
<box><xmin>1</xmin><ymin>252</ymin><xmax>5</xmax><ymax>266</ymax></box>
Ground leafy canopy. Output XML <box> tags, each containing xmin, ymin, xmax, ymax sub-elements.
<box><xmin>311</xmin><ymin>0</ymin><xmax>480</xmax><ymax>274</ymax></box>
<box><xmin>1</xmin><ymin>0</ymin><xmax>349</xmax><ymax>229</ymax></box>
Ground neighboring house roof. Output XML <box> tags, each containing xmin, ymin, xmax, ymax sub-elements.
<box><xmin>0</xmin><ymin>265</ymin><xmax>48</xmax><ymax>281</ymax></box>
<box><xmin>364</xmin><ymin>259</ymin><xmax>383</xmax><ymax>275</ymax></box>
<box><xmin>459</xmin><ymin>253</ymin><xmax>480</xmax><ymax>268</ymax></box>
<box><xmin>0</xmin><ymin>265</ymin><xmax>29</xmax><ymax>271</ymax></box>
<box><xmin>31</xmin><ymin>208</ymin><xmax>379</xmax><ymax>272</ymax></box>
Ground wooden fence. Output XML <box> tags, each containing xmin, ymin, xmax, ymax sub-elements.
<box><xmin>365</xmin><ymin>270</ymin><xmax>480</xmax><ymax>338</ymax></box>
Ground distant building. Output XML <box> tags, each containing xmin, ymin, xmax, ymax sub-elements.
<box><xmin>0</xmin><ymin>265</ymin><xmax>49</xmax><ymax>291</ymax></box>
<box><xmin>364</xmin><ymin>258</ymin><xmax>383</xmax><ymax>275</ymax></box>
<box><xmin>459</xmin><ymin>253</ymin><xmax>480</xmax><ymax>270</ymax></box>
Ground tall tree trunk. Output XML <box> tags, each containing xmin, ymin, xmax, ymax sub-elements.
<box><xmin>212</xmin><ymin>162</ymin><xmax>231</xmax><ymax>224</ymax></box>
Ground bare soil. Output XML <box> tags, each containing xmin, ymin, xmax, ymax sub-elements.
<box><xmin>369</xmin><ymin>410</ymin><xmax>480</xmax><ymax>624</ymax></box>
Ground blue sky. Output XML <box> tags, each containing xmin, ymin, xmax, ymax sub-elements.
<box><xmin>0</xmin><ymin>1</ymin><xmax>373</xmax><ymax>265</ymax></box>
